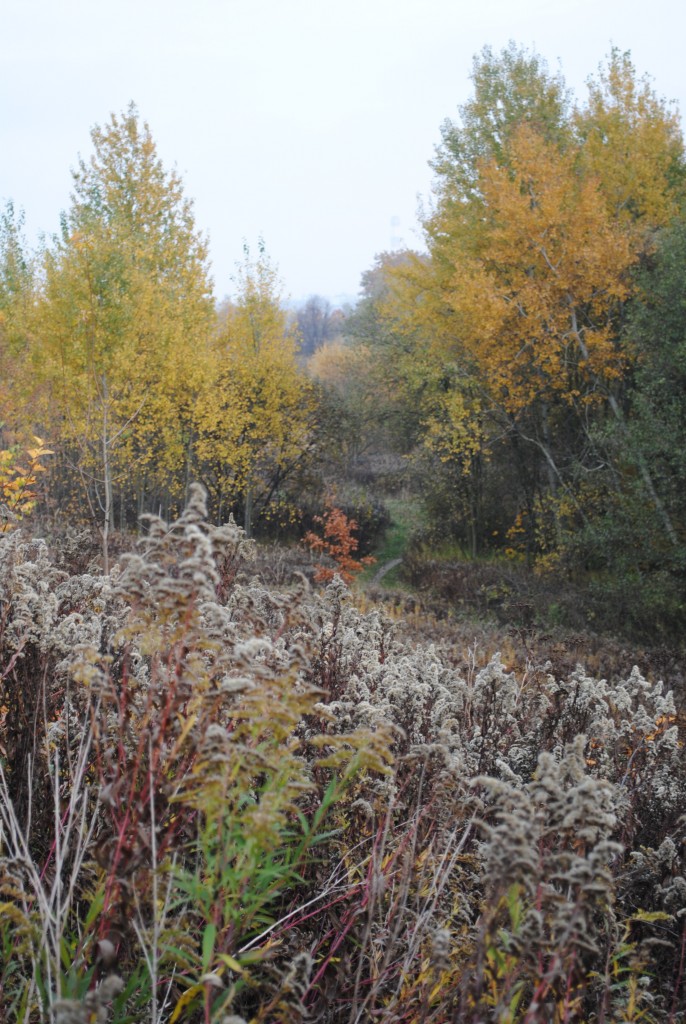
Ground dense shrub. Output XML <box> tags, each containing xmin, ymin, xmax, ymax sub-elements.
<box><xmin>300</xmin><ymin>494</ymin><xmax>391</xmax><ymax>558</ymax></box>
<box><xmin>1</xmin><ymin>487</ymin><xmax>685</xmax><ymax>1022</ymax></box>
<box><xmin>401</xmin><ymin>540</ymin><xmax>594</xmax><ymax>632</ymax></box>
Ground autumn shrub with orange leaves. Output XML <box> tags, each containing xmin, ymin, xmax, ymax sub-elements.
<box><xmin>303</xmin><ymin>498</ymin><xmax>376</xmax><ymax>583</ymax></box>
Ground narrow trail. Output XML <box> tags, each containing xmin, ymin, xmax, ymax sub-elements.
<box><xmin>371</xmin><ymin>557</ymin><xmax>403</xmax><ymax>584</ymax></box>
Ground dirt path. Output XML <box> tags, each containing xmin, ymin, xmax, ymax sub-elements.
<box><xmin>371</xmin><ymin>557</ymin><xmax>403</xmax><ymax>584</ymax></box>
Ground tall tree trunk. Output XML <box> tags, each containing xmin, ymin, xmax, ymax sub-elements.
<box><xmin>539</xmin><ymin>401</ymin><xmax>558</xmax><ymax>496</ymax></box>
<box><xmin>101</xmin><ymin>374</ymin><xmax>112</xmax><ymax>574</ymax></box>
<box><xmin>244</xmin><ymin>478</ymin><xmax>253</xmax><ymax>538</ymax></box>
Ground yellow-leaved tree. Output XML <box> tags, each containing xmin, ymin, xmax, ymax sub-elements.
<box><xmin>193</xmin><ymin>248</ymin><xmax>317</xmax><ymax>534</ymax></box>
<box><xmin>444</xmin><ymin>122</ymin><xmax>634</xmax><ymax>414</ymax></box>
<box><xmin>380</xmin><ymin>44</ymin><xmax>685</xmax><ymax>559</ymax></box>
<box><xmin>0</xmin><ymin>202</ymin><xmax>40</xmax><ymax>450</ymax></box>
<box><xmin>35</xmin><ymin>105</ymin><xmax>215</xmax><ymax>567</ymax></box>
<box><xmin>576</xmin><ymin>48</ymin><xmax>685</xmax><ymax>231</ymax></box>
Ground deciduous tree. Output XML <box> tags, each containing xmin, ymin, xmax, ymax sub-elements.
<box><xmin>296</xmin><ymin>295</ymin><xmax>337</xmax><ymax>356</ymax></box>
<box><xmin>576</xmin><ymin>48</ymin><xmax>685</xmax><ymax>230</ymax></box>
<box><xmin>193</xmin><ymin>249</ymin><xmax>317</xmax><ymax>534</ymax></box>
<box><xmin>377</xmin><ymin>44</ymin><xmax>685</xmax><ymax>561</ymax></box>
<box><xmin>0</xmin><ymin>202</ymin><xmax>37</xmax><ymax>448</ymax></box>
<box><xmin>36</xmin><ymin>105</ymin><xmax>214</xmax><ymax>565</ymax></box>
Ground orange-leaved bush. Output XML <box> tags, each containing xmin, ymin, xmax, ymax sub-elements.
<box><xmin>304</xmin><ymin>499</ymin><xmax>375</xmax><ymax>583</ymax></box>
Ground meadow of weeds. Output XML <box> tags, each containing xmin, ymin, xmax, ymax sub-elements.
<box><xmin>1</xmin><ymin>486</ymin><xmax>685</xmax><ymax>1022</ymax></box>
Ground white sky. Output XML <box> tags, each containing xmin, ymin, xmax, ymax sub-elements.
<box><xmin>2</xmin><ymin>0</ymin><xmax>685</xmax><ymax>304</ymax></box>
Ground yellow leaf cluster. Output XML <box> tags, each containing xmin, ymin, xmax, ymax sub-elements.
<box><xmin>0</xmin><ymin>436</ymin><xmax>53</xmax><ymax>531</ymax></box>
<box><xmin>193</xmin><ymin>253</ymin><xmax>316</xmax><ymax>510</ymax></box>
<box><xmin>440</xmin><ymin>124</ymin><xmax>635</xmax><ymax>414</ymax></box>
<box><xmin>577</xmin><ymin>49</ymin><xmax>685</xmax><ymax>230</ymax></box>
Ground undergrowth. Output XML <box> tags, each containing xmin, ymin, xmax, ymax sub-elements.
<box><xmin>1</xmin><ymin>486</ymin><xmax>685</xmax><ymax>1022</ymax></box>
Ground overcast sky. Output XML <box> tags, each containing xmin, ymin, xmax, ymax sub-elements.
<box><xmin>2</xmin><ymin>0</ymin><xmax>685</xmax><ymax>304</ymax></box>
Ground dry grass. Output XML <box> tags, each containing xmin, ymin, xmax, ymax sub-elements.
<box><xmin>1</xmin><ymin>490</ymin><xmax>685</xmax><ymax>1022</ymax></box>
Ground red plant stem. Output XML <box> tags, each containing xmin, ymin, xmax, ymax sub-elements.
<box><xmin>97</xmin><ymin>603</ymin><xmax>201</xmax><ymax>930</ymax></box>
<box><xmin>309</xmin><ymin>912</ymin><xmax>361</xmax><ymax>990</ymax></box>
<box><xmin>271</xmin><ymin>886</ymin><xmax>362</xmax><ymax>935</ymax></box>
<box><xmin>561</xmin><ymin>951</ymin><xmax>578</xmax><ymax>1023</ymax></box>
<box><xmin>669</xmin><ymin>916</ymin><xmax>686</xmax><ymax>1022</ymax></box>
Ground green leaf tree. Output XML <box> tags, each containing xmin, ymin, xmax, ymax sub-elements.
<box><xmin>570</xmin><ymin>213</ymin><xmax>686</xmax><ymax>635</ymax></box>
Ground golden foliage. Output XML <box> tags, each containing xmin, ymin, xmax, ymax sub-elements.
<box><xmin>33</xmin><ymin>105</ymin><xmax>215</xmax><ymax>500</ymax></box>
<box><xmin>0</xmin><ymin>437</ymin><xmax>53</xmax><ymax>531</ymax></box>
<box><xmin>576</xmin><ymin>49</ymin><xmax>685</xmax><ymax>230</ymax></box>
<box><xmin>193</xmin><ymin>250</ymin><xmax>316</xmax><ymax>518</ymax></box>
<box><xmin>435</xmin><ymin>124</ymin><xmax>635</xmax><ymax>413</ymax></box>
